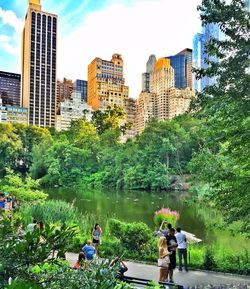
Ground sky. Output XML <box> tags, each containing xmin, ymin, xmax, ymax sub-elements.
<box><xmin>0</xmin><ymin>0</ymin><xmax>202</xmax><ymax>98</ymax></box>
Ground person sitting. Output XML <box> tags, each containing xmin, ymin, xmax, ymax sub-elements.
<box><xmin>110</xmin><ymin>257</ymin><xmax>128</xmax><ymax>279</ymax></box>
<box><xmin>74</xmin><ymin>252</ymin><xmax>87</xmax><ymax>270</ymax></box>
<box><xmin>82</xmin><ymin>240</ymin><xmax>96</xmax><ymax>262</ymax></box>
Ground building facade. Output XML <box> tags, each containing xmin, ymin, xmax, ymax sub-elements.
<box><xmin>141</xmin><ymin>54</ymin><xmax>156</xmax><ymax>92</ymax></box>
<box><xmin>0</xmin><ymin>98</ymin><xmax>28</xmax><ymax>125</ymax></box>
<box><xmin>167</xmin><ymin>48</ymin><xmax>192</xmax><ymax>89</ymax></box>
<box><xmin>0</xmin><ymin>71</ymin><xmax>21</xmax><ymax>106</ymax></box>
<box><xmin>193</xmin><ymin>24</ymin><xmax>220</xmax><ymax>92</ymax></box>
<box><xmin>87</xmin><ymin>53</ymin><xmax>129</xmax><ymax>110</ymax></box>
<box><xmin>74</xmin><ymin>79</ymin><xmax>88</xmax><ymax>102</ymax></box>
<box><xmin>57</xmin><ymin>78</ymin><xmax>73</xmax><ymax>103</ymax></box>
<box><xmin>56</xmin><ymin>91</ymin><xmax>92</xmax><ymax>131</ymax></box>
<box><xmin>135</xmin><ymin>57</ymin><xmax>193</xmax><ymax>133</ymax></box>
<box><xmin>21</xmin><ymin>0</ymin><xmax>58</xmax><ymax>127</ymax></box>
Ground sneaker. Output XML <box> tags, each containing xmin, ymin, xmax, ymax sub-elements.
<box><xmin>178</xmin><ymin>268</ymin><xmax>182</xmax><ymax>271</ymax></box>
<box><xmin>169</xmin><ymin>279</ymin><xmax>174</xmax><ymax>284</ymax></box>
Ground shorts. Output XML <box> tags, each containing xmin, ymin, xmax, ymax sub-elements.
<box><xmin>93</xmin><ymin>239</ymin><xmax>99</xmax><ymax>244</ymax></box>
<box><xmin>169</xmin><ymin>251</ymin><xmax>176</xmax><ymax>270</ymax></box>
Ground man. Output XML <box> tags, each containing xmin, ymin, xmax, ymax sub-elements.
<box><xmin>27</xmin><ymin>219</ymin><xmax>37</xmax><ymax>232</ymax></box>
<box><xmin>159</xmin><ymin>221</ymin><xmax>172</xmax><ymax>238</ymax></box>
<box><xmin>82</xmin><ymin>240</ymin><xmax>96</xmax><ymax>262</ymax></box>
<box><xmin>166</xmin><ymin>228</ymin><xmax>178</xmax><ymax>283</ymax></box>
<box><xmin>175</xmin><ymin>227</ymin><xmax>188</xmax><ymax>272</ymax></box>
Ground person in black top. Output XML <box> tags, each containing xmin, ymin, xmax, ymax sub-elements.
<box><xmin>166</xmin><ymin>228</ymin><xmax>178</xmax><ymax>283</ymax></box>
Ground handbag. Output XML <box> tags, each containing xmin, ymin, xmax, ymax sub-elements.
<box><xmin>158</xmin><ymin>256</ymin><xmax>170</xmax><ymax>267</ymax></box>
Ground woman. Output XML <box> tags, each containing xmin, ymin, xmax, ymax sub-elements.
<box><xmin>73</xmin><ymin>252</ymin><xmax>87</xmax><ymax>270</ymax></box>
<box><xmin>158</xmin><ymin>236</ymin><xmax>171</xmax><ymax>282</ymax></box>
<box><xmin>92</xmin><ymin>223</ymin><xmax>102</xmax><ymax>255</ymax></box>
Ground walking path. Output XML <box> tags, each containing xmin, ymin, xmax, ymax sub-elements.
<box><xmin>65</xmin><ymin>253</ymin><xmax>250</xmax><ymax>286</ymax></box>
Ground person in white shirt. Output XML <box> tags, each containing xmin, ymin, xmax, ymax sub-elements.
<box><xmin>27</xmin><ymin>219</ymin><xmax>37</xmax><ymax>232</ymax></box>
<box><xmin>175</xmin><ymin>227</ymin><xmax>188</xmax><ymax>272</ymax></box>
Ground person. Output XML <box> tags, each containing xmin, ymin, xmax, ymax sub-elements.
<box><xmin>0</xmin><ymin>194</ymin><xmax>5</xmax><ymax>210</ymax></box>
<box><xmin>110</xmin><ymin>257</ymin><xmax>128</xmax><ymax>279</ymax></box>
<box><xmin>175</xmin><ymin>227</ymin><xmax>188</xmax><ymax>272</ymax></box>
<box><xmin>82</xmin><ymin>240</ymin><xmax>96</xmax><ymax>262</ymax></box>
<box><xmin>38</xmin><ymin>221</ymin><xmax>44</xmax><ymax>231</ymax></box>
<box><xmin>157</xmin><ymin>236</ymin><xmax>171</xmax><ymax>282</ymax></box>
<box><xmin>166</xmin><ymin>228</ymin><xmax>178</xmax><ymax>283</ymax></box>
<box><xmin>159</xmin><ymin>221</ymin><xmax>172</xmax><ymax>238</ymax></box>
<box><xmin>27</xmin><ymin>219</ymin><xmax>37</xmax><ymax>232</ymax></box>
<box><xmin>74</xmin><ymin>252</ymin><xmax>87</xmax><ymax>270</ymax></box>
<box><xmin>92</xmin><ymin>223</ymin><xmax>102</xmax><ymax>255</ymax></box>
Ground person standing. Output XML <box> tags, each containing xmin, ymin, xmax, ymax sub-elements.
<box><xmin>175</xmin><ymin>227</ymin><xmax>188</xmax><ymax>272</ymax></box>
<box><xmin>159</xmin><ymin>221</ymin><xmax>172</xmax><ymax>238</ymax></box>
<box><xmin>166</xmin><ymin>228</ymin><xmax>178</xmax><ymax>283</ymax></box>
<box><xmin>82</xmin><ymin>240</ymin><xmax>96</xmax><ymax>262</ymax></box>
<box><xmin>157</xmin><ymin>236</ymin><xmax>171</xmax><ymax>282</ymax></box>
<box><xmin>92</xmin><ymin>223</ymin><xmax>102</xmax><ymax>255</ymax></box>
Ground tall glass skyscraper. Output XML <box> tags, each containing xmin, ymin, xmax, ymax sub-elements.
<box><xmin>193</xmin><ymin>23</ymin><xmax>220</xmax><ymax>92</ymax></box>
<box><xmin>166</xmin><ymin>48</ymin><xmax>193</xmax><ymax>89</ymax></box>
<box><xmin>0</xmin><ymin>71</ymin><xmax>21</xmax><ymax>106</ymax></box>
<box><xmin>21</xmin><ymin>0</ymin><xmax>58</xmax><ymax>127</ymax></box>
<box><xmin>73</xmin><ymin>79</ymin><xmax>88</xmax><ymax>102</ymax></box>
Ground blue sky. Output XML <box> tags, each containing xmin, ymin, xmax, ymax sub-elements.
<box><xmin>0</xmin><ymin>0</ymin><xmax>201</xmax><ymax>98</ymax></box>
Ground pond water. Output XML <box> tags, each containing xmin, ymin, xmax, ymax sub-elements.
<box><xmin>47</xmin><ymin>188</ymin><xmax>250</xmax><ymax>252</ymax></box>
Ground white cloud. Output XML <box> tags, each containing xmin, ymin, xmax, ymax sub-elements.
<box><xmin>58</xmin><ymin>0</ymin><xmax>201</xmax><ymax>98</ymax></box>
<box><xmin>0</xmin><ymin>7</ymin><xmax>23</xmax><ymax>58</ymax></box>
<box><xmin>0</xmin><ymin>7</ymin><xmax>23</xmax><ymax>33</ymax></box>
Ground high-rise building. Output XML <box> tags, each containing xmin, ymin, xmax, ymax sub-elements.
<box><xmin>193</xmin><ymin>23</ymin><xmax>220</xmax><ymax>92</ymax></box>
<box><xmin>123</xmin><ymin>97</ymin><xmax>137</xmax><ymax>140</ymax></box>
<box><xmin>142</xmin><ymin>54</ymin><xmax>156</xmax><ymax>92</ymax></box>
<box><xmin>0</xmin><ymin>71</ymin><xmax>21</xmax><ymax>106</ymax></box>
<box><xmin>135</xmin><ymin>91</ymin><xmax>156</xmax><ymax>133</ymax></box>
<box><xmin>135</xmin><ymin>57</ymin><xmax>193</xmax><ymax>133</ymax></box>
<box><xmin>166</xmin><ymin>48</ymin><xmax>193</xmax><ymax>89</ymax></box>
<box><xmin>87</xmin><ymin>53</ymin><xmax>129</xmax><ymax>110</ymax></box>
<box><xmin>74</xmin><ymin>79</ymin><xmax>88</xmax><ymax>102</ymax></box>
<box><xmin>21</xmin><ymin>0</ymin><xmax>58</xmax><ymax>127</ymax></box>
<box><xmin>56</xmin><ymin>90</ymin><xmax>92</xmax><ymax>131</ymax></box>
<box><xmin>0</xmin><ymin>97</ymin><xmax>28</xmax><ymax>125</ymax></box>
<box><xmin>57</xmin><ymin>78</ymin><xmax>73</xmax><ymax>103</ymax></box>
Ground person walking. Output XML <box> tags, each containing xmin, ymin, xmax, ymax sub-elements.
<box><xmin>166</xmin><ymin>228</ymin><xmax>178</xmax><ymax>283</ymax></box>
<box><xmin>92</xmin><ymin>223</ymin><xmax>102</xmax><ymax>255</ymax></box>
<box><xmin>175</xmin><ymin>227</ymin><xmax>188</xmax><ymax>272</ymax></box>
<box><xmin>157</xmin><ymin>236</ymin><xmax>171</xmax><ymax>282</ymax></box>
<box><xmin>82</xmin><ymin>240</ymin><xmax>96</xmax><ymax>262</ymax></box>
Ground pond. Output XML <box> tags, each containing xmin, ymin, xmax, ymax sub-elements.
<box><xmin>47</xmin><ymin>187</ymin><xmax>250</xmax><ymax>252</ymax></box>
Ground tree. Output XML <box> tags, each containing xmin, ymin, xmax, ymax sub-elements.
<box><xmin>191</xmin><ymin>0</ymin><xmax>250</xmax><ymax>230</ymax></box>
<box><xmin>91</xmin><ymin>106</ymin><xmax>127</xmax><ymax>135</ymax></box>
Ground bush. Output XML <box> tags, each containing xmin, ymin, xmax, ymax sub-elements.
<box><xmin>203</xmin><ymin>248</ymin><xmax>217</xmax><ymax>270</ymax></box>
<box><xmin>109</xmin><ymin>219</ymin><xmax>152</xmax><ymax>251</ymax></box>
<box><xmin>20</xmin><ymin>200</ymin><xmax>80</xmax><ymax>226</ymax></box>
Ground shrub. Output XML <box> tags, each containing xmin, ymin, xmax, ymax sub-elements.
<box><xmin>203</xmin><ymin>248</ymin><xmax>217</xmax><ymax>270</ymax></box>
<box><xmin>109</xmin><ymin>219</ymin><xmax>152</xmax><ymax>251</ymax></box>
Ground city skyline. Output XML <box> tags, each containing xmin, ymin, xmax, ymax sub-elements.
<box><xmin>0</xmin><ymin>0</ymin><xmax>201</xmax><ymax>98</ymax></box>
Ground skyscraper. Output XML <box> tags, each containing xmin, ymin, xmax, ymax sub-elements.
<box><xmin>192</xmin><ymin>23</ymin><xmax>220</xmax><ymax>92</ymax></box>
<box><xmin>74</xmin><ymin>79</ymin><xmax>88</xmax><ymax>102</ymax></box>
<box><xmin>21</xmin><ymin>0</ymin><xmax>58</xmax><ymax>127</ymax></box>
<box><xmin>0</xmin><ymin>71</ymin><xmax>21</xmax><ymax>106</ymax></box>
<box><xmin>87</xmin><ymin>53</ymin><xmax>129</xmax><ymax>110</ymax></box>
<box><xmin>142</xmin><ymin>54</ymin><xmax>156</xmax><ymax>92</ymax></box>
<box><xmin>166</xmin><ymin>49</ymin><xmax>193</xmax><ymax>89</ymax></box>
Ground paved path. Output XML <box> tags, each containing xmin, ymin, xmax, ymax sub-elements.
<box><xmin>66</xmin><ymin>253</ymin><xmax>250</xmax><ymax>287</ymax></box>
